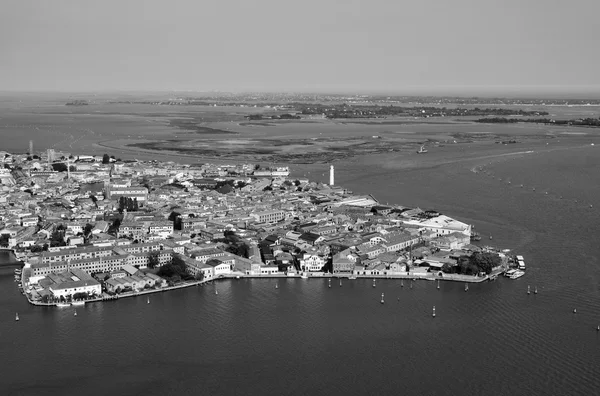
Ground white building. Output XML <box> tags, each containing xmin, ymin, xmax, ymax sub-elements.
<box><xmin>301</xmin><ymin>253</ymin><xmax>326</xmax><ymax>272</ymax></box>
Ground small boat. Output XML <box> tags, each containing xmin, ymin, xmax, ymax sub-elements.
<box><xmin>527</xmin><ymin>285</ymin><xmax>531</xmax><ymax>295</ymax></box>
<box><xmin>301</xmin><ymin>273</ymin><xmax>308</xmax><ymax>279</ymax></box>
<box><xmin>339</xmin><ymin>279</ymin><xmax>342</xmax><ymax>287</ymax></box>
<box><xmin>147</xmin><ymin>297</ymin><xmax>150</xmax><ymax>304</ymax></box>
<box><xmin>372</xmin><ymin>279</ymin><xmax>376</xmax><ymax>288</ymax></box>
<box><xmin>400</xmin><ymin>279</ymin><xmax>404</xmax><ymax>287</ymax></box>
<box><xmin>437</xmin><ymin>280</ymin><xmax>440</xmax><ymax>290</ymax></box>
<box><xmin>464</xmin><ymin>284</ymin><xmax>469</xmax><ymax>292</ymax></box>
<box><xmin>276</xmin><ymin>283</ymin><xmax>279</xmax><ymax>289</ymax></box>
<box><xmin>416</xmin><ymin>145</ymin><xmax>428</xmax><ymax>154</ymax></box>
<box><xmin>71</xmin><ymin>301</ymin><xmax>85</xmax><ymax>307</ymax></box>
<box><xmin>432</xmin><ymin>306</ymin><xmax>436</xmax><ymax>318</ymax></box>
<box><xmin>73</xmin><ymin>310</ymin><xmax>77</xmax><ymax>317</ymax></box>
<box><xmin>348</xmin><ymin>275</ymin><xmax>357</xmax><ymax>280</ymax></box>
<box><xmin>534</xmin><ymin>286</ymin><xmax>538</xmax><ymax>294</ymax></box>
<box><xmin>328</xmin><ymin>279</ymin><xmax>331</xmax><ymax>288</ymax></box>
<box><xmin>15</xmin><ymin>313</ymin><xmax>19</xmax><ymax>321</ymax></box>
<box><xmin>380</xmin><ymin>293</ymin><xmax>385</xmax><ymax>304</ymax></box>
<box><xmin>57</xmin><ymin>302</ymin><xmax>70</xmax><ymax>308</ymax></box>
<box><xmin>509</xmin><ymin>270</ymin><xmax>525</xmax><ymax>279</ymax></box>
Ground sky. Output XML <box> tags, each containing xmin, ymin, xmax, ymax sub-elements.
<box><xmin>1</xmin><ymin>0</ymin><xmax>599</xmax><ymax>95</ymax></box>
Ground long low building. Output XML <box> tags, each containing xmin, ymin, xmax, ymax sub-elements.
<box><xmin>29</xmin><ymin>249</ymin><xmax>174</xmax><ymax>283</ymax></box>
<box><xmin>38</xmin><ymin>268</ymin><xmax>102</xmax><ymax>299</ymax></box>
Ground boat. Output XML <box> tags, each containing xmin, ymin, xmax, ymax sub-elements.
<box><xmin>14</xmin><ymin>269</ymin><xmax>22</xmax><ymax>274</ymax></box>
<box><xmin>147</xmin><ymin>297</ymin><xmax>150</xmax><ymax>304</ymax></box>
<box><xmin>71</xmin><ymin>301</ymin><xmax>85</xmax><ymax>307</ymax></box>
<box><xmin>509</xmin><ymin>270</ymin><xmax>525</xmax><ymax>280</ymax></box>
<box><xmin>301</xmin><ymin>273</ymin><xmax>308</xmax><ymax>279</ymax></box>
<box><xmin>73</xmin><ymin>310</ymin><xmax>77</xmax><ymax>317</ymax></box>
<box><xmin>416</xmin><ymin>145</ymin><xmax>428</xmax><ymax>154</ymax></box>
<box><xmin>15</xmin><ymin>313</ymin><xmax>19</xmax><ymax>321</ymax></box>
<box><xmin>57</xmin><ymin>302</ymin><xmax>70</xmax><ymax>308</ymax></box>
<box><xmin>372</xmin><ymin>279</ymin><xmax>376</xmax><ymax>288</ymax></box>
<box><xmin>348</xmin><ymin>275</ymin><xmax>357</xmax><ymax>280</ymax></box>
<box><xmin>516</xmin><ymin>255</ymin><xmax>526</xmax><ymax>270</ymax></box>
<box><xmin>505</xmin><ymin>269</ymin><xmax>517</xmax><ymax>277</ymax></box>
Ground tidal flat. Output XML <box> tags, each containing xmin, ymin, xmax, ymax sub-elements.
<box><xmin>0</xmin><ymin>94</ymin><xmax>598</xmax><ymax>169</ymax></box>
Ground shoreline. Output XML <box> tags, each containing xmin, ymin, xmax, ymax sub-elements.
<box><xmin>24</xmin><ymin>270</ymin><xmax>502</xmax><ymax>307</ymax></box>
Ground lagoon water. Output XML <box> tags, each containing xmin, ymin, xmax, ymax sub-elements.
<box><xmin>2</xmin><ymin>130</ymin><xmax>600</xmax><ymax>395</ymax></box>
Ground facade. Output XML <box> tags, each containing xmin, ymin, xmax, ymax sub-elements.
<box><xmin>104</xmin><ymin>184</ymin><xmax>148</xmax><ymax>202</ymax></box>
<box><xmin>301</xmin><ymin>254</ymin><xmax>325</xmax><ymax>272</ymax></box>
<box><xmin>250</xmin><ymin>210</ymin><xmax>285</xmax><ymax>224</ymax></box>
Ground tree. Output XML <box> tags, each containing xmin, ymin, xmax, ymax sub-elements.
<box><xmin>52</xmin><ymin>163</ymin><xmax>68</xmax><ymax>172</ymax></box>
<box><xmin>195</xmin><ymin>271</ymin><xmax>205</xmax><ymax>281</ymax></box>
<box><xmin>148</xmin><ymin>251</ymin><xmax>160</xmax><ymax>269</ymax></box>
<box><xmin>83</xmin><ymin>223</ymin><xmax>94</xmax><ymax>238</ymax></box>
<box><xmin>102</xmin><ymin>154</ymin><xmax>110</xmax><ymax>164</ymax></box>
<box><xmin>31</xmin><ymin>245</ymin><xmax>43</xmax><ymax>253</ymax></box>
<box><xmin>469</xmin><ymin>252</ymin><xmax>501</xmax><ymax>274</ymax></box>
<box><xmin>69</xmin><ymin>165</ymin><xmax>76</xmax><ymax>172</ymax></box>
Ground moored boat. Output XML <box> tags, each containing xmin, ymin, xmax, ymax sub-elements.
<box><xmin>509</xmin><ymin>270</ymin><xmax>525</xmax><ymax>279</ymax></box>
<box><xmin>56</xmin><ymin>302</ymin><xmax>70</xmax><ymax>308</ymax></box>
<box><xmin>71</xmin><ymin>301</ymin><xmax>85</xmax><ymax>307</ymax></box>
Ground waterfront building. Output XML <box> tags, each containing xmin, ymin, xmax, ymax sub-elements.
<box><xmin>43</xmin><ymin>269</ymin><xmax>102</xmax><ymax>299</ymax></box>
<box><xmin>301</xmin><ymin>253</ymin><xmax>325</xmax><ymax>272</ymax></box>
<box><xmin>402</xmin><ymin>215</ymin><xmax>472</xmax><ymax>237</ymax></box>
<box><xmin>332</xmin><ymin>249</ymin><xmax>356</xmax><ymax>274</ymax></box>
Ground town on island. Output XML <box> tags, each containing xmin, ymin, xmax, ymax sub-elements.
<box><xmin>2</xmin><ymin>148</ymin><xmax>527</xmax><ymax>308</ymax></box>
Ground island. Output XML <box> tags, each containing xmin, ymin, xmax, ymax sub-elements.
<box><xmin>2</xmin><ymin>150</ymin><xmax>523</xmax><ymax>307</ymax></box>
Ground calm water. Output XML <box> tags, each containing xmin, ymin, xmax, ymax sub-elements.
<box><xmin>2</xmin><ymin>139</ymin><xmax>600</xmax><ymax>395</ymax></box>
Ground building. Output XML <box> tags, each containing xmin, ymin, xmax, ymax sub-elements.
<box><xmin>45</xmin><ymin>269</ymin><xmax>102</xmax><ymax>299</ymax></box>
<box><xmin>332</xmin><ymin>249</ymin><xmax>355</xmax><ymax>274</ymax></box>
<box><xmin>104</xmin><ymin>184</ymin><xmax>148</xmax><ymax>202</ymax></box>
<box><xmin>402</xmin><ymin>215</ymin><xmax>471</xmax><ymax>237</ymax></box>
<box><xmin>250</xmin><ymin>210</ymin><xmax>285</xmax><ymax>224</ymax></box>
<box><xmin>301</xmin><ymin>253</ymin><xmax>325</xmax><ymax>272</ymax></box>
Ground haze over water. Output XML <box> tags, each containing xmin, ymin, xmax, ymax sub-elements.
<box><xmin>2</xmin><ymin>129</ymin><xmax>600</xmax><ymax>395</ymax></box>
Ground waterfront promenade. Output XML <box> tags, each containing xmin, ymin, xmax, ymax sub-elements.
<box><xmin>23</xmin><ymin>268</ymin><xmax>506</xmax><ymax>307</ymax></box>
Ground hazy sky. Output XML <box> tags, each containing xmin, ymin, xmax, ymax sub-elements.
<box><xmin>2</xmin><ymin>0</ymin><xmax>599</xmax><ymax>94</ymax></box>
